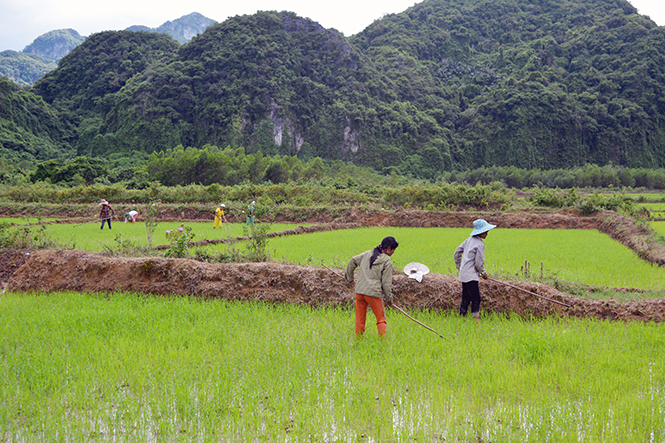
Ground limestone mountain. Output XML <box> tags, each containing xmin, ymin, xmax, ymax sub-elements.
<box><xmin>350</xmin><ymin>0</ymin><xmax>665</xmax><ymax>170</ymax></box>
<box><xmin>0</xmin><ymin>13</ymin><xmax>214</xmax><ymax>86</ymax></box>
<box><xmin>22</xmin><ymin>29</ymin><xmax>86</xmax><ymax>61</ymax></box>
<box><xmin>32</xmin><ymin>31</ymin><xmax>180</xmax><ymax>128</ymax></box>
<box><xmin>0</xmin><ymin>77</ymin><xmax>76</xmax><ymax>163</ymax></box>
<box><xmin>125</xmin><ymin>12</ymin><xmax>216</xmax><ymax>44</ymax></box>
<box><xmin>74</xmin><ymin>11</ymin><xmax>421</xmax><ymax>167</ymax></box>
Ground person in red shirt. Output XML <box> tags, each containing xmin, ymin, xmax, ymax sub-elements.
<box><xmin>99</xmin><ymin>199</ymin><xmax>115</xmax><ymax>230</ymax></box>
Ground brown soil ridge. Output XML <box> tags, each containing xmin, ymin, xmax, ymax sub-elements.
<box><xmin>8</xmin><ymin>250</ymin><xmax>665</xmax><ymax>323</ymax></box>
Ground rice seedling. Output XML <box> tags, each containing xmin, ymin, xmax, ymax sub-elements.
<box><xmin>2</xmin><ymin>291</ymin><xmax>664</xmax><ymax>442</ymax></box>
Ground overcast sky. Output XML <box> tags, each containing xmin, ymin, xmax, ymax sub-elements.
<box><xmin>0</xmin><ymin>0</ymin><xmax>663</xmax><ymax>52</ymax></box>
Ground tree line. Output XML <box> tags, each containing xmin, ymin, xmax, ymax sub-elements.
<box><xmin>4</xmin><ymin>146</ymin><xmax>665</xmax><ymax>192</ymax></box>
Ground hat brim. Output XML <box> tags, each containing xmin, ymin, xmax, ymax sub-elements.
<box><xmin>470</xmin><ymin>224</ymin><xmax>496</xmax><ymax>236</ymax></box>
<box><xmin>404</xmin><ymin>262</ymin><xmax>430</xmax><ymax>275</ymax></box>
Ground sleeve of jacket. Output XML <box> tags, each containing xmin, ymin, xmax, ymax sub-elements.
<box><xmin>345</xmin><ymin>253</ymin><xmax>363</xmax><ymax>283</ymax></box>
<box><xmin>381</xmin><ymin>259</ymin><xmax>394</xmax><ymax>304</ymax></box>
<box><xmin>454</xmin><ymin>241</ymin><xmax>464</xmax><ymax>270</ymax></box>
<box><xmin>474</xmin><ymin>243</ymin><xmax>486</xmax><ymax>275</ymax></box>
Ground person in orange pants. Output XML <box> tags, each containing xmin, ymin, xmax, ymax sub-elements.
<box><xmin>345</xmin><ymin>236</ymin><xmax>399</xmax><ymax>337</ymax></box>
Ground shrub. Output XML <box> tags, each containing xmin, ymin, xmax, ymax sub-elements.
<box><xmin>164</xmin><ymin>224</ymin><xmax>194</xmax><ymax>258</ymax></box>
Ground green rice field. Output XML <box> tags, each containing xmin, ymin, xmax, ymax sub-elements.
<box><xmin>0</xmin><ymin>217</ymin><xmax>61</xmax><ymax>224</ymax></box>
<box><xmin>263</xmin><ymin>227</ymin><xmax>665</xmax><ymax>291</ymax></box>
<box><xmin>2</xmin><ymin>291</ymin><xmax>664</xmax><ymax>442</ymax></box>
<box><xmin>622</xmin><ymin>192</ymin><xmax>665</xmax><ymax>202</ymax></box>
<box><xmin>5</xmin><ymin>220</ymin><xmax>307</xmax><ymax>252</ymax></box>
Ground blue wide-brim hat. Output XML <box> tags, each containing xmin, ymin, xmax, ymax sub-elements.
<box><xmin>470</xmin><ymin>219</ymin><xmax>496</xmax><ymax>236</ymax></box>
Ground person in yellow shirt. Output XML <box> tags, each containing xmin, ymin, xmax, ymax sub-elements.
<box><xmin>214</xmin><ymin>204</ymin><xmax>229</xmax><ymax>228</ymax></box>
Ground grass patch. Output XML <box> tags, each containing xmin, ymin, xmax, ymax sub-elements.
<box><xmin>2</xmin><ymin>291</ymin><xmax>664</xmax><ymax>442</ymax></box>
<box><xmin>637</xmin><ymin>202</ymin><xmax>665</xmax><ymax>218</ymax></box>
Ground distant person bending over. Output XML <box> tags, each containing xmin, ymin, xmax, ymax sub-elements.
<box><xmin>214</xmin><ymin>204</ymin><xmax>229</xmax><ymax>228</ymax></box>
<box><xmin>454</xmin><ymin>219</ymin><xmax>496</xmax><ymax>324</ymax></box>
<box><xmin>345</xmin><ymin>236</ymin><xmax>399</xmax><ymax>337</ymax></box>
<box><xmin>124</xmin><ymin>209</ymin><xmax>138</xmax><ymax>223</ymax></box>
<box><xmin>99</xmin><ymin>199</ymin><xmax>115</xmax><ymax>230</ymax></box>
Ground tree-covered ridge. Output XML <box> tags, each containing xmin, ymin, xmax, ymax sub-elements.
<box><xmin>352</xmin><ymin>0</ymin><xmax>665</xmax><ymax>170</ymax></box>
<box><xmin>33</xmin><ymin>31</ymin><xmax>180</xmax><ymax>118</ymax></box>
<box><xmin>0</xmin><ymin>78</ymin><xmax>75</xmax><ymax>163</ymax></box>
<box><xmin>0</xmin><ymin>51</ymin><xmax>57</xmax><ymax>87</ymax></box>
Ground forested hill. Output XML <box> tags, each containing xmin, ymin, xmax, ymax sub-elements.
<box><xmin>351</xmin><ymin>0</ymin><xmax>665</xmax><ymax>170</ymax></box>
<box><xmin>4</xmin><ymin>0</ymin><xmax>665</xmax><ymax>177</ymax></box>
<box><xmin>83</xmin><ymin>12</ymin><xmax>415</xmax><ymax>167</ymax></box>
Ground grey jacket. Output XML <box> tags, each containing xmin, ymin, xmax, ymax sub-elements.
<box><xmin>345</xmin><ymin>250</ymin><xmax>394</xmax><ymax>303</ymax></box>
<box><xmin>454</xmin><ymin>236</ymin><xmax>486</xmax><ymax>283</ymax></box>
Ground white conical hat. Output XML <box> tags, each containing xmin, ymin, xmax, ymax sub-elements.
<box><xmin>404</xmin><ymin>262</ymin><xmax>430</xmax><ymax>283</ymax></box>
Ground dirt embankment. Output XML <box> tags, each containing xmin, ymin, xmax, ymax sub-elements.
<box><xmin>7</xmin><ymin>250</ymin><xmax>665</xmax><ymax>323</ymax></box>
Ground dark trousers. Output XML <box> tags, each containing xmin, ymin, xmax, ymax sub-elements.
<box><xmin>460</xmin><ymin>281</ymin><xmax>481</xmax><ymax>316</ymax></box>
<box><xmin>101</xmin><ymin>218</ymin><xmax>112</xmax><ymax>229</ymax></box>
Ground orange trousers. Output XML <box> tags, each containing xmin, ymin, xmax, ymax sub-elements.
<box><xmin>355</xmin><ymin>293</ymin><xmax>387</xmax><ymax>336</ymax></box>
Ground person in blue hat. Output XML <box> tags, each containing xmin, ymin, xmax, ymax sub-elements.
<box><xmin>454</xmin><ymin>219</ymin><xmax>496</xmax><ymax>323</ymax></box>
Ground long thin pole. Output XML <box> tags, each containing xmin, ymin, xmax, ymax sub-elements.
<box><xmin>390</xmin><ymin>304</ymin><xmax>445</xmax><ymax>339</ymax></box>
<box><xmin>321</xmin><ymin>263</ymin><xmax>344</xmax><ymax>279</ymax></box>
<box><xmin>488</xmin><ymin>277</ymin><xmax>571</xmax><ymax>308</ymax></box>
<box><xmin>322</xmin><ymin>262</ymin><xmax>445</xmax><ymax>339</ymax></box>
